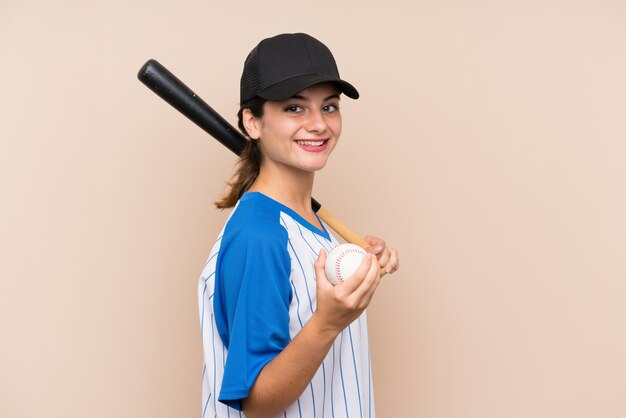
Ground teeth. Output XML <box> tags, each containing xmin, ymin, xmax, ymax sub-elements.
<box><xmin>297</xmin><ymin>140</ymin><xmax>325</xmax><ymax>146</ymax></box>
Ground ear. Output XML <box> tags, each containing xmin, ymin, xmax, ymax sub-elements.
<box><xmin>242</xmin><ymin>108</ymin><xmax>261</xmax><ymax>140</ymax></box>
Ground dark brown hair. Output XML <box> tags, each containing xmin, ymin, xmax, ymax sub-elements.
<box><xmin>214</xmin><ymin>97</ymin><xmax>266</xmax><ymax>209</ymax></box>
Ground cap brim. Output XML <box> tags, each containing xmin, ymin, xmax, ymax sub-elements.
<box><xmin>258</xmin><ymin>74</ymin><xmax>359</xmax><ymax>100</ymax></box>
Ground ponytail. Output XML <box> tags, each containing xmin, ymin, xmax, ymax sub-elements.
<box><xmin>214</xmin><ymin>97</ymin><xmax>266</xmax><ymax>209</ymax></box>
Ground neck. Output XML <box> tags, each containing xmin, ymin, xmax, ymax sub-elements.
<box><xmin>248</xmin><ymin>163</ymin><xmax>315</xmax><ymax>214</ymax></box>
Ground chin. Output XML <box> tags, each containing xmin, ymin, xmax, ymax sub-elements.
<box><xmin>299</xmin><ymin>157</ymin><xmax>330</xmax><ymax>172</ymax></box>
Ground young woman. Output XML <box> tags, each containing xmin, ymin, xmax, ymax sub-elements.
<box><xmin>198</xmin><ymin>33</ymin><xmax>399</xmax><ymax>418</ymax></box>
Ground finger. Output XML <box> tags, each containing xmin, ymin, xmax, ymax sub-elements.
<box><xmin>376</xmin><ymin>247</ymin><xmax>391</xmax><ymax>268</ymax></box>
<box><xmin>314</xmin><ymin>249</ymin><xmax>333</xmax><ymax>289</ymax></box>
<box><xmin>361</xmin><ymin>262</ymin><xmax>382</xmax><ymax>304</ymax></box>
<box><xmin>348</xmin><ymin>255</ymin><xmax>381</xmax><ymax>304</ymax></box>
<box><xmin>363</xmin><ymin>254</ymin><xmax>381</xmax><ymax>288</ymax></box>
<box><xmin>315</xmin><ymin>249</ymin><xmax>333</xmax><ymax>288</ymax></box>
<box><xmin>385</xmin><ymin>248</ymin><xmax>400</xmax><ymax>274</ymax></box>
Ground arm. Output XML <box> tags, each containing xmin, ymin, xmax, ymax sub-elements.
<box><xmin>241</xmin><ymin>250</ymin><xmax>382</xmax><ymax>418</ymax></box>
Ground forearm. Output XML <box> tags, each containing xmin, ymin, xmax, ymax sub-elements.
<box><xmin>242</xmin><ymin>250</ymin><xmax>384</xmax><ymax>417</ymax></box>
<box><xmin>241</xmin><ymin>314</ymin><xmax>339</xmax><ymax>418</ymax></box>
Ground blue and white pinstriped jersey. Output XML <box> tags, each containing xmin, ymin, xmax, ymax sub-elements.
<box><xmin>198</xmin><ymin>192</ymin><xmax>375</xmax><ymax>418</ymax></box>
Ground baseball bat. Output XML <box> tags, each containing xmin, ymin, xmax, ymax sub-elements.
<box><xmin>137</xmin><ymin>59</ymin><xmax>374</xmax><ymax>253</ymax></box>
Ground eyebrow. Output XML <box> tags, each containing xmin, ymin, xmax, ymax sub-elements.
<box><xmin>290</xmin><ymin>93</ymin><xmax>341</xmax><ymax>101</ymax></box>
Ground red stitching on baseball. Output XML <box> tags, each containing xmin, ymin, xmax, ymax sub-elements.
<box><xmin>334</xmin><ymin>247</ymin><xmax>363</xmax><ymax>283</ymax></box>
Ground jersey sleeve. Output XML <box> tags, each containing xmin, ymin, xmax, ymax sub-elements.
<box><xmin>213</xmin><ymin>223</ymin><xmax>292</xmax><ymax>410</ymax></box>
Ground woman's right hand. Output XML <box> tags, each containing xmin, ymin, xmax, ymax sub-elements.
<box><xmin>312</xmin><ymin>249</ymin><xmax>382</xmax><ymax>335</ymax></box>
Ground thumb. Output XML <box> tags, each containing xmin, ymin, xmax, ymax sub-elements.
<box><xmin>366</xmin><ymin>245</ymin><xmax>383</xmax><ymax>255</ymax></box>
<box><xmin>363</xmin><ymin>236</ymin><xmax>384</xmax><ymax>255</ymax></box>
<box><xmin>315</xmin><ymin>249</ymin><xmax>332</xmax><ymax>289</ymax></box>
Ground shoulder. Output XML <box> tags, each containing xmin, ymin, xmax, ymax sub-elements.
<box><xmin>223</xmin><ymin>192</ymin><xmax>289</xmax><ymax>244</ymax></box>
<box><xmin>215</xmin><ymin>194</ymin><xmax>293</xmax><ymax>304</ymax></box>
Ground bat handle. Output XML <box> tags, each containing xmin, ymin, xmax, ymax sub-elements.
<box><xmin>316</xmin><ymin>206</ymin><xmax>388</xmax><ymax>277</ymax></box>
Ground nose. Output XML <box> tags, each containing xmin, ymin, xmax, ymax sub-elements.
<box><xmin>304</xmin><ymin>109</ymin><xmax>328</xmax><ymax>134</ymax></box>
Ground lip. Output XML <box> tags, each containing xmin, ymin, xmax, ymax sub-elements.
<box><xmin>294</xmin><ymin>139</ymin><xmax>330</xmax><ymax>153</ymax></box>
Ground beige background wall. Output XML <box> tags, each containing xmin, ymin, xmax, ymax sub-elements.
<box><xmin>2</xmin><ymin>0</ymin><xmax>625</xmax><ymax>417</ymax></box>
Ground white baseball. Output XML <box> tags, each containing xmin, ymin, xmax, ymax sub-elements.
<box><xmin>325</xmin><ymin>243</ymin><xmax>367</xmax><ymax>285</ymax></box>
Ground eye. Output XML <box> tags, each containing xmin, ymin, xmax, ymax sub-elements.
<box><xmin>322</xmin><ymin>104</ymin><xmax>340</xmax><ymax>113</ymax></box>
<box><xmin>284</xmin><ymin>104</ymin><xmax>303</xmax><ymax>113</ymax></box>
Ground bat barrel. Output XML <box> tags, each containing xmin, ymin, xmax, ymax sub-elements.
<box><xmin>137</xmin><ymin>59</ymin><xmax>246</xmax><ymax>155</ymax></box>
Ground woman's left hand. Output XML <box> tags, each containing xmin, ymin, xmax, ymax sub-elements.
<box><xmin>363</xmin><ymin>236</ymin><xmax>399</xmax><ymax>275</ymax></box>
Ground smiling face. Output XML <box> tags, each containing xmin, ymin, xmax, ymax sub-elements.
<box><xmin>243</xmin><ymin>82</ymin><xmax>342</xmax><ymax>175</ymax></box>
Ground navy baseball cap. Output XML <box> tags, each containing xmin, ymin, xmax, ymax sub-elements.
<box><xmin>240</xmin><ymin>33</ymin><xmax>359</xmax><ymax>104</ymax></box>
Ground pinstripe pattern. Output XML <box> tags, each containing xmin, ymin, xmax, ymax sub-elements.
<box><xmin>198</xmin><ymin>197</ymin><xmax>375</xmax><ymax>417</ymax></box>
